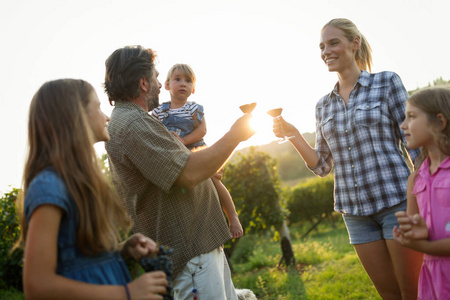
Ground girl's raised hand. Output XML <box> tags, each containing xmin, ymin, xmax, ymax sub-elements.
<box><xmin>128</xmin><ymin>271</ymin><xmax>168</xmax><ymax>299</ymax></box>
<box><xmin>122</xmin><ymin>233</ymin><xmax>159</xmax><ymax>260</ymax></box>
<box><xmin>395</xmin><ymin>211</ymin><xmax>429</xmax><ymax>240</ymax></box>
<box><xmin>393</xmin><ymin>225</ymin><xmax>407</xmax><ymax>245</ymax></box>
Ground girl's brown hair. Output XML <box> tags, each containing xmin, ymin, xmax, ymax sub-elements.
<box><xmin>18</xmin><ymin>79</ymin><xmax>130</xmax><ymax>255</ymax></box>
<box><xmin>408</xmin><ymin>87</ymin><xmax>450</xmax><ymax>169</ymax></box>
<box><xmin>323</xmin><ymin>18</ymin><xmax>373</xmax><ymax>72</ymax></box>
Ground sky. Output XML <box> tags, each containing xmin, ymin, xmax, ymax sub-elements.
<box><xmin>1</xmin><ymin>0</ymin><xmax>449</xmax><ymax>192</ymax></box>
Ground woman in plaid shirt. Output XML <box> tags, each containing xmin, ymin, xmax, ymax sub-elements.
<box><xmin>273</xmin><ymin>18</ymin><xmax>422</xmax><ymax>299</ymax></box>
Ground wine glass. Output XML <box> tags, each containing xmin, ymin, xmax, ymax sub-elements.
<box><xmin>267</xmin><ymin>108</ymin><xmax>294</xmax><ymax>144</ymax></box>
<box><xmin>239</xmin><ymin>102</ymin><xmax>257</xmax><ymax>114</ymax></box>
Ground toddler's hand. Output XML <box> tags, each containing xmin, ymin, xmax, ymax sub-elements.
<box><xmin>171</xmin><ymin>131</ymin><xmax>186</xmax><ymax>145</ymax></box>
<box><xmin>229</xmin><ymin>217</ymin><xmax>243</xmax><ymax>239</ymax></box>
<box><xmin>212</xmin><ymin>172</ymin><xmax>222</xmax><ymax>181</ymax></box>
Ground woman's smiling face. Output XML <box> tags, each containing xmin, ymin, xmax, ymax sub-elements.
<box><xmin>320</xmin><ymin>26</ymin><xmax>358</xmax><ymax>73</ymax></box>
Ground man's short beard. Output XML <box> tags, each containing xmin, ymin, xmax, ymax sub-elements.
<box><xmin>146</xmin><ymin>89</ymin><xmax>160</xmax><ymax>111</ymax></box>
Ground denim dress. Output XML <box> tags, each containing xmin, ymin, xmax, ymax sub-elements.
<box><xmin>25</xmin><ymin>168</ymin><xmax>131</xmax><ymax>285</ymax></box>
<box><xmin>158</xmin><ymin>101</ymin><xmax>206</xmax><ymax>150</ymax></box>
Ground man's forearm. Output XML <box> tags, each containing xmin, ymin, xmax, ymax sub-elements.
<box><xmin>175</xmin><ymin>131</ymin><xmax>240</xmax><ymax>189</ymax></box>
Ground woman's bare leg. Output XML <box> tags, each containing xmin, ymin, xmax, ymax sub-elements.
<box><xmin>354</xmin><ymin>240</ymin><xmax>422</xmax><ymax>300</ymax></box>
<box><xmin>354</xmin><ymin>240</ymin><xmax>401</xmax><ymax>300</ymax></box>
<box><xmin>386</xmin><ymin>240</ymin><xmax>422</xmax><ymax>300</ymax></box>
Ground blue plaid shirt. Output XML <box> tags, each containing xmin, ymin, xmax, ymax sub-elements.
<box><xmin>310</xmin><ymin>71</ymin><xmax>419</xmax><ymax>216</ymax></box>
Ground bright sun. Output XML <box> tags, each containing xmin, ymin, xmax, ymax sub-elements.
<box><xmin>247</xmin><ymin>109</ymin><xmax>277</xmax><ymax>146</ymax></box>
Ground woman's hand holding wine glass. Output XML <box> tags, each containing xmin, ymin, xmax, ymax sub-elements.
<box><xmin>267</xmin><ymin>108</ymin><xmax>295</xmax><ymax>144</ymax></box>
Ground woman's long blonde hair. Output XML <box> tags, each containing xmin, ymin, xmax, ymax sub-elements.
<box><xmin>323</xmin><ymin>18</ymin><xmax>373</xmax><ymax>72</ymax></box>
<box><xmin>19</xmin><ymin>79</ymin><xmax>130</xmax><ymax>255</ymax></box>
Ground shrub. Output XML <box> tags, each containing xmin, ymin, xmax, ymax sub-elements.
<box><xmin>0</xmin><ymin>188</ymin><xmax>23</xmax><ymax>291</ymax></box>
<box><xmin>0</xmin><ymin>287</ymin><xmax>24</xmax><ymax>300</ymax></box>
<box><xmin>223</xmin><ymin>147</ymin><xmax>285</xmax><ymax>236</ymax></box>
<box><xmin>229</xmin><ymin>234</ymin><xmax>258</xmax><ymax>264</ymax></box>
<box><xmin>286</xmin><ymin>176</ymin><xmax>334</xmax><ymax>225</ymax></box>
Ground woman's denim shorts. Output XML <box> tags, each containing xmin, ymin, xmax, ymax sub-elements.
<box><xmin>342</xmin><ymin>201</ymin><xmax>407</xmax><ymax>244</ymax></box>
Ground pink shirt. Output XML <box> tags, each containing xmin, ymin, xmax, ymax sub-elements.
<box><xmin>414</xmin><ymin>157</ymin><xmax>450</xmax><ymax>300</ymax></box>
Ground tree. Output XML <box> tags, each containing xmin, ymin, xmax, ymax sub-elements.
<box><xmin>408</xmin><ymin>76</ymin><xmax>450</xmax><ymax>95</ymax></box>
<box><xmin>285</xmin><ymin>176</ymin><xmax>335</xmax><ymax>239</ymax></box>
<box><xmin>0</xmin><ymin>188</ymin><xmax>23</xmax><ymax>291</ymax></box>
<box><xmin>223</xmin><ymin>147</ymin><xmax>295</xmax><ymax>268</ymax></box>
<box><xmin>432</xmin><ymin>76</ymin><xmax>450</xmax><ymax>87</ymax></box>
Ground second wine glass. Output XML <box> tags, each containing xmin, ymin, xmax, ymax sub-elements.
<box><xmin>267</xmin><ymin>108</ymin><xmax>294</xmax><ymax>144</ymax></box>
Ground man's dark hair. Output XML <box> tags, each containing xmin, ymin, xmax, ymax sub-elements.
<box><xmin>104</xmin><ymin>45</ymin><xmax>157</xmax><ymax>105</ymax></box>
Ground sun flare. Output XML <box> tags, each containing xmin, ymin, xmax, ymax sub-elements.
<box><xmin>248</xmin><ymin>110</ymin><xmax>276</xmax><ymax>145</ymax></box>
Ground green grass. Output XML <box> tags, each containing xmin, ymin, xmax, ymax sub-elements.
<box><xmin>231</xmin><ymin>217</ymin><xmax>382</xmax><ymax>299</ymax></box>
<box><xmin>0</xmin><ymin>287</ymin><xmax>24</xmax><ymax>300</ymax></box>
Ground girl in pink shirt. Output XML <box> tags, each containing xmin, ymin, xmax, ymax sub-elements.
<box><xmin>393</xmin><ymin>87</ymin><xmax>450</xmax><ymax>299</ymax></box>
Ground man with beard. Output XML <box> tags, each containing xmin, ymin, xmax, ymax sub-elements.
<box><xmin>104</xmin><ymin>45</ymin><xmax>255</xmax><ymax>300</ymax></box>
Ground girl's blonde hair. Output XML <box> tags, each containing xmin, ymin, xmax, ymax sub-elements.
<box><xmin>18</xmin><ymin>79</ymin><xmax>130</xmax><ymax>255</ymax></box>
<box><xmin>408</xmin><ymin>87</ymin><xmax>450</xmax><ymax>168</ymax></box>
<box><xmin>322</xmin><ymin>18</ymin><xmax>373</xmax><ymax>72</ymax></box>
<box><xmin>165</xmin><ymin>63</ymin><xmax>196</xmax><ymax>87</ymax></box>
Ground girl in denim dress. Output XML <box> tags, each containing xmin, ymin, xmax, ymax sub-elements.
<box><xmin>17</xmin><ymin>79</ymin><xmax>168</xmax><ymax>299</ymax></box>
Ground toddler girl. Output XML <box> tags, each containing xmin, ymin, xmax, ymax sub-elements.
<box><xmin>153</xmin><ymin>64</ymin><xmax>243</xmax><ymax>239</ymax></box>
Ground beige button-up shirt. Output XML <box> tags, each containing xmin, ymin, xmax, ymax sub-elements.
<box><xmin>106</xmin><ymin>101</ymin><xmax>230</xmax><ymax>277</ymax></box>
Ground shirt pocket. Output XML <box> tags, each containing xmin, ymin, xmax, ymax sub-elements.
<box><xmin>320</xmin><ymin>114</ymin><xmax>336</xmax><ymax>141</ymax></box>
<box><xmin>354</xmin><ymin>101</ymin><xmax>381</xmax><ymax>127</ymax></box>
<box><xmin>413</xmin><ymin>180</ymin><xmax>428</xmax><ymax>208</ymax></box>
<box><xmin>434</xmin><ymin>178</ymin><xmax>450</xmax><ymax>207</ymax></box>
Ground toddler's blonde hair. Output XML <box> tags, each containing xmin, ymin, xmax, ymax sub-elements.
<box><xmin>165</xmin><ymin>63</ymin><xmax>196</xmax><ymax>88</ymax></box>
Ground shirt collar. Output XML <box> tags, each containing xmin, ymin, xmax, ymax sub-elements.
<box><xmin>418</xmin><ymin>156</ymin><xmax>450</xmax><ymax>178</ymax></box>
<box><xmin>115</xmin><ymin>100</ymin><xmax>148</xmax><ymax>113</ymax></box>
<box><xmin>436</xmin><ymin>157</ymin><xmax>450</xmax><ymax>170</ymax></box>
<box><xmin>325</xmin><ymin>70</ymin><xmax>370</xmax><ymax>105</ymax></box>
<box><xmin>357</xmin><ymin>70</ymin><xmax>371</xmax><ymax>87</ymax></box>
